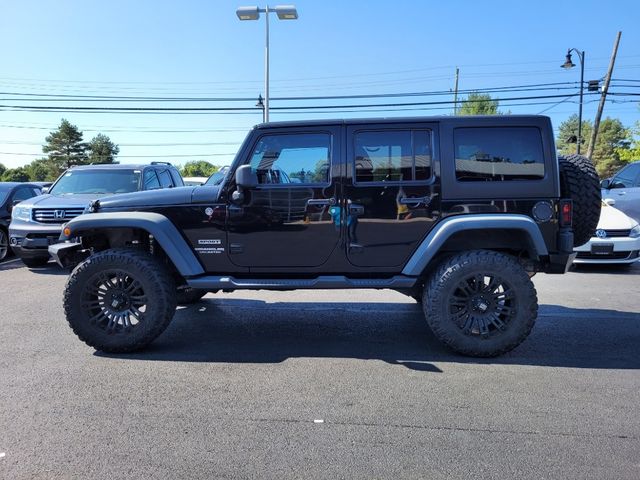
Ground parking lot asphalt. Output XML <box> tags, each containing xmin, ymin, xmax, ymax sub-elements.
<box><xmin>0</xmin><ymin>258</ymin><xmax>639</xmax><ymax>479</ymax></box>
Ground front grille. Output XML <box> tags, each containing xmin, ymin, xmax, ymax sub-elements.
<box><xmin>576</xmin><ymin>251</ymin><xmax>639</xmax><ymax>260</ymax></box>
<box><xmin>32</xmin><ymin>208</ymin><xmax>85</xmax><ymax>224</ymax></box>
<box><xmin>602</xmin><ymin>229</ymin><xmax>631</xmax><ymax>238</ymax></box>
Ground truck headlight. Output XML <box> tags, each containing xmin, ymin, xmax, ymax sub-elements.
<box><xmin>630</xmin><ymin>224</ymin><xmax>640</xmax><ymax>238</ymax></box>
<box><xmin>11</xmin><ymin>206</ymin><xmax>31</xmax><ymax>222</ymax></box>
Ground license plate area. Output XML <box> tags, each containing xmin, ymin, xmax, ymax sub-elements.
<box><xmin>591</xmin><ymin>243</ymin><xmax>614</xmax><ymax>255</ymax></box>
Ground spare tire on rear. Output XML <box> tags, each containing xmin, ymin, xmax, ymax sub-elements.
<box><xmin>558</xmin><ymin>154</ymin><xmax>601</xmax><ymax>247</ymax></box>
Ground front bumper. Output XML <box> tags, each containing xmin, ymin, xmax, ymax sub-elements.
<box><xmin>573</xmin><ymin>236</ymin><xmax>640</xmax><ymax>264</ymax></box>
<box><xmin>9</xmin><ymin>222</ymin><xmax>63</xmax><ymax>259</ymax></box>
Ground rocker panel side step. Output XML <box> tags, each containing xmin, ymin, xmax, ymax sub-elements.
<box><xmin>187</xmin><ymin>275</ymin><xmax>418</xmax><ymax>291</ymax></box>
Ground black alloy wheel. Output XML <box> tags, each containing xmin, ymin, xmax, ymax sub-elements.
<box><xmin>0</xmin><ymin>228</ymin><xmax>8</xmax><ymax>261</ymax></box>
<box><xmin>64</xmin><ymin>249</ymin><xmax>177</xmax><ymax>352</ymax></box>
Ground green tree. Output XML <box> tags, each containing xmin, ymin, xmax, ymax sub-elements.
<box><xmin>24</xmin><ymin>158</ymin><xmax>57</xmax><ymax>181</ymax></box>
<box><xmin>458</xmin><ymin>92</ymin><xmax>500</xmax><ymax>115</ymax></box>
<box><xmin>42</xmin><ymin>119</ymin><xmax>88</xmax><ymax>174</ymax></box>
<box><xmin>590</xmin><ymin>117</ymin><xmax>630</xmax><ymax>178</ymax></box>
<box><xmin>616</xmin><ymin>121</ymin><xmax>640</xmax><ymax>163</ymax></box>
<box><xmin>556</xmin><ymin>115</ymin><xmax>632</xmax><ymax>178</ymax></box>
<box><xmin>0</xmin><ymin>162</ymin><xmax>6</xmax><ymax>178</ymax></box>
<box><xmin>180</xmin><ymin>160</ymin><xmax>219</xmax><ymax>177</ymax></box>
<box><xmin>88</xmin><ymin>133</ymin><xmax>119</xmax><ymax>164</ymax></box>
<box><xmin>1</xmin><ymin>167</ymin><xmax>29</xmax><ymax>182</ymax></box>
<box><xmin>556</xmin><ymin>114</ymin><xmax>593</xmax><ymax>156</ymax></box>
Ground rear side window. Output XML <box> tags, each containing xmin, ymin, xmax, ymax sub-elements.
<box><xmin>454</xmin><ymin>127</ymin><xmax>545</xmax><ymax>181</ymax></box>
<box><xmin>157</xmin><ymin>169</ymin><xmax>174</xmax><ymax>188</ymax></box>
<box><xmin>354</xmin><ymin>130</ymin><xmax>432</xmax><ymax>183</ymax></box>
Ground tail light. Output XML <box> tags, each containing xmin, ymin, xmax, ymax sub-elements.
<box><xmin>559</xmin><ymin>200</ymin><xmax>572</xmax><ymax>227</ymax></box>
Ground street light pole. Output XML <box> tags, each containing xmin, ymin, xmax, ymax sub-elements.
<box><xmin>236</xmin><ymin>5</ymin><xmax>298</xmax><ymax>123</ymax></box>
<box><xmin>561</xmin><ymin>48</ymin><xmax>585</xmax><ymax>154</ymax></box>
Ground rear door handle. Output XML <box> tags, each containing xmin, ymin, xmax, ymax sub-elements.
<box><xmin>307</xmin><ymin>198</ymin><xmax>336</xmax><ymax>206</ymax></box>
<box><xmin>399</xmin><ymin>196</ymin><xmax>431</xmax><ymax>206</ymax></box>
<box><xmin>348</xmin><ymin>203</ymin><xmax>365</xmax><ymax>216</ymax></box>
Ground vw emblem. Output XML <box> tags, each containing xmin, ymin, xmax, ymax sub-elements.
<box><xmin>54</xmin><ymin>209</ymin><xmax>65</xmax><ymax>219</ymax></box>
<box><xmin>595</xmin><ymin>229</ymin><xmax>607</xmax><ymax>239</ymax></box>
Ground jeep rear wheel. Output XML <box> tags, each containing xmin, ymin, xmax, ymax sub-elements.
<box><xmin>423</xmin><ymin>250</ymin><xmax>537</xmax><ymax>357</ymax></box>
<box><xmin>558</xmin><ymin>154</ymin><xmax>601</xmax><ymax>247</ymax></box>
<box><xmin>63</xmin><ymin>249</ymin><xmax>177</xmax><ymax>352</ymax></box>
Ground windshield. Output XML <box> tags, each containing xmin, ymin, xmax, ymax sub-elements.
<box><xmin>0</xmin><ymin>192</ymin><xmax>7</xmax><ymax>206</ymax></box>
<box><xmin>205</xmin><ymin>166</ymin><xmax>230</xmax><ymax>186</ymax></box>
<box><xmin>49</xmin><ymin>170</ymin><xmax>141</xmax><ymax>195</ymax></box>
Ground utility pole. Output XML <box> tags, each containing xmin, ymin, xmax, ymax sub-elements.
<box><xmin>453</xmin><ymin>67</ymin><xmax>460</xmax><ymax>115</ymax></box>
<box><xmin>587</xmin><ymin>31</ymin><xmax>622</xmax><ymax>159</ymax></box>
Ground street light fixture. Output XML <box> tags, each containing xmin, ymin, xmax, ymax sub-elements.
<box><xmin>236</xmin><ymin>4</ymin><xmax>298</xmax><ymax>122</ymax></box>
<box><xmin>561</xmin><ymin>48</ymin><xmax>585</xmax><ymax>154</ymax></box>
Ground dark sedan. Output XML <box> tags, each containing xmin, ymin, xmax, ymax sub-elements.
<box><xmin>0</xmin><ymin>182</ymin><xmax>42</xmax><ymax>261</ymax></box>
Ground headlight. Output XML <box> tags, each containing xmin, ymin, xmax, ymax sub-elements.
<box><xmin>630</xmin><ymin>224</ymin><xmax>640</xmax><ymax>238</ymax></box>
<box><xmin>11</xmin><ymin>206</ymin><xmax>31</xmax><ymax>222</ymax></box>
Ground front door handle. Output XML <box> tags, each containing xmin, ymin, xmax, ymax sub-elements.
<box><xmin>399</xmin><ymin>196</ymin><xmax>431</xmax><ymax>206</ymax></box>
<box><xmin>307</xmin><ymin>197</ymin><xmax>336</xmax><ymax>207</ymax></box>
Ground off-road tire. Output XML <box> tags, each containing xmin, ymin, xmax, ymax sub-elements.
<box><xmin>63</xmin><ymin>248</ymin><xmax>177</xmax><ymax>353</ymax></box>
<box><xmin>21</xmin><ymin>256</ymin><xmax>50</xmax><ymax>268</ymax></box>
<box><xmin>558</xmin><ymin>154</ymin><xmax>601</xmax><ymax>247</ymax></box>
<box><xmin>423</xmin><ymin>250</ymin><xmax>538</xmax><ymax>357</ymax></box>
<box><xmin>0</xmin><ymin>227</ymin><xmax>9</xmax><ymax>261</ymax></box>
<box><xmin>176</xmin><ymin>287</ymin><xmax>207</xmax><ymax>305</ymax></box>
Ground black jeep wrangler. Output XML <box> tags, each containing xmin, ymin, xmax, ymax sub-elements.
<box><xmin>50</xmin><ymin>116</ymin><xmax>600</xmax><ymax>357</ymax></box>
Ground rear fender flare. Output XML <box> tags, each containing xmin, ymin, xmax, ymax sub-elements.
<box><xmin>402</xmin><ymin>214</ymin><xmax>549</xmax><ymax>276</ymax></box>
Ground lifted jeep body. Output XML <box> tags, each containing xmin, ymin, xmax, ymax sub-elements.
<box><xmin>51</xmin><ymin>115</ymin><xmax>600</xmax><ymax>357</ymax></box>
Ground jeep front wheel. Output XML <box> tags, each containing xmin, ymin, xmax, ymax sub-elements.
<box><xmin>423</xmin><ymin>250</ymin><xmax>537</xmax><ymax>357</ymax></box>
<box><xmin>63</xmin><ymin>249</ymin><xmax>177</xmax><ymax>352</ymax></box>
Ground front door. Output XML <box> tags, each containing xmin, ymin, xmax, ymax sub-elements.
<box><xmin>343</xmin><ymin>123</ymin><xmax>440</xmax><ymax>267</ymax></box>
<box><xmin>226</xmin><ymin>126</ymin><xmax>342</xmax><ymax>268</ymax></box>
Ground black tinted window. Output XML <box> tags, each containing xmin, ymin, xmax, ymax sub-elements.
<box><xmin>50</xmin><ymin>170</ymin><xmax>141</xmax><ymax>194</ymax></box>
<box><xmin>143</xmin><ymin>170</ymin><xmax>161</xmax><ymax>190</ymax></box>
<box><xmin>249</xmin><ymin>133</ymin><xmax>331</xmax><ymax>185</ymax></box>
<box><xmin>454</xmin><ymin>127</ymin><xmax>545</xmax><ymax>181</ymax></box>
<box><xmin>612</xmin><ymin>163</ymin><xmax>640</xmax><ymax>188</ymax></box>
<box><xmin>170</xmin><ymin>169</ymin><xmax>184</xmax><ymax>187</ymax></box>
<box><xmin>13</xmin><ymin>187</ymin><xmax>36</xmax><ymax>203</ymax></box>
<box><xmin>354</xmin><ymin>130</ymin><xmax>432</xmax><ymax>183</ymax></box>
<box><xmin>157</xmin><ymin>169</ymin><xmax>173</xmax><ymax>188</ymax></box>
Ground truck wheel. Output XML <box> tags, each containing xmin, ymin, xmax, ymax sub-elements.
<box><xmin>0</xmin><ymin>227</ymin><xmax>9</xmax><ymax>261</ymax></box>
<box><xmin>63</xmin><ymin>249</ymin><xmax>177</xmax><ymax>352</ymax></box>
<box><xmin>423</xmin><ymin>250</ymin><xmax>537</xmax><ymax>357</ymax></box>
<box><xmin>176</xmin><ymin>286</ymin><xmax>207</xmax><ymax>305</ymax></box>
<box><xmin>21</xmin><ymin>256</ymin><xmax>50</xmax><ymax>268</ymax></box>
<box><xmin>558</xmin><ymin>154</ymin><xmax>601</xmax><ymax>247</ymax></box>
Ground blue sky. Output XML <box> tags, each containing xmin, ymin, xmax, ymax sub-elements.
<box><xmin>1</xmin><ymin>0</ymin><xmax>638</xmax><ymax>169</ymax></box>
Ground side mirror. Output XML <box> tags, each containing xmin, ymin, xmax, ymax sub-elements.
<box><xmin>41</xmin><ymin>187</ymin><xmax>49</xmax><ymax>194</ymax></box>
<box><xmin>232</xmin><ymin>165</ymin><xmax>258</xmax><ymax>204</ymax></box>
<box><xmin>235</xmin><ymin>165</ymin><xmax>258</xmax><ymax>188</ymax></box>
<box><xmin>600</xmin><ymin>179</ymin><xmax>611</xmax><ymax>190</ymax></box>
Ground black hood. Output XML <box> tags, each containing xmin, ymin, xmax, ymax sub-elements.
<box><xmin>97</xmin><ymin>185</ymin><xmax>222</xmax><ymax>210</ymax></box>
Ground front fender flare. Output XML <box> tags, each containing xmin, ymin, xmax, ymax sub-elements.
<box><xmin>401</xmin><ymin>214</ymin><xmax>549</xmax><ymax>276</ymax></box>
<box><xmin>57</xmin><ymin>212</ymin><xmax>204</xmax><ymax>277</ymax></box>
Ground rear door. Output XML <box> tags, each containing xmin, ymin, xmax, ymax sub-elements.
<box><xmin>226</xmin><ymin>126</ymin><xmax>342</xmax><ymax>268</ymax></box>
<box><xmin>343</xmin><ymin>122</ymin><xmax>440</xmax><ymax>267</ymax></box>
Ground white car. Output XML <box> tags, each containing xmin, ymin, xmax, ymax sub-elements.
<box><xmin>574</xmin><ymin>201</ymin><xmax>640</xmax><ymax>265</ymax></box>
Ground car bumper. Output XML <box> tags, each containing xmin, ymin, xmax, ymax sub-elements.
<box><xmin>573</xmin><ymin>236</ymin><xmax>640</xmax><ymax>264</ymax></box>
<box><xmin>9</xmin><ymin>222</ymin><xmax>63</xmax><ymax>259</ymax></box>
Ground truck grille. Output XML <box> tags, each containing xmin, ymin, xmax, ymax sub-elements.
<box><xmin>32</xmin><ymin>208</ymin><xmax>85</xmax><ymax>224</ymax></box>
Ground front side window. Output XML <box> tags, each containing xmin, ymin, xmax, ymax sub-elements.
<box><xmin>454</xmin><ymin>127</ymin><xmax>545</xmax><ymax>181</ymax></box>
<box><xmin>50</xmin><ymin>170</ymin><xmax>141</xmax><ymax>195</ymax></box>
<box><xmin>249</xmin><ymin>133</ymin><xmax>331</xmax><ymax>185</ymax></box>
<box><xmin>143</xmin><ymin>170</ymin><xmax>161</xmax><ymax>190</ymax></box>
<box><xmin>354</xmin><ymin>129</ymin><xmax>432</xmax><ymax>183</ymax></box>
<box><xmin>611</xmin><ymin>163</ymin><xmax>640</xmax><ymax>188</ymax></box>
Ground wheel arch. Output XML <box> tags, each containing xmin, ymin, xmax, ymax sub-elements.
<box><xmin>402</xmin><ymin>214</ymin><xmax>549</xmax><ymax>277</ymax></box>
<box><xmin>59</xmin><ymin>212</ymin><xmax>204</xmax><ymax>277</ymax></box>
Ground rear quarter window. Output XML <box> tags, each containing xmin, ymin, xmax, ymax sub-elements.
<box><xmin>454</xmin><ymin>127</ymin><xmax>545</xmax><ymax>181</ymax></box>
